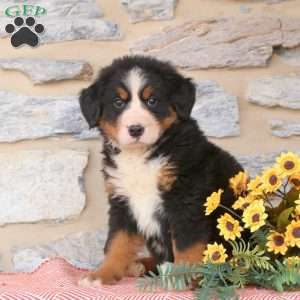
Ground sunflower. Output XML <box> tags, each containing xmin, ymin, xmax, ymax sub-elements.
<box><xmin>289</xmin><ymin>173</ymin><xmax>300</xmax><ymax>190</ymax></box>
<box><xmin>232</xmin><ymin>196</ymin><xmax>251</xmax><ymax>210</ymax></box>
<box><xmin>285</xmin><ymin>220</ymin><xmax>300</xmax><ymax>248</ymax></box>
<box><xmin>229</xmin><ymin>171</ymin><xmax>249</xmax><ymax>196</ymax></box>
<box><xmin>247</xmin><ymin>176</ymin><xmax>263</xmax><ymax>195</ymax></box>
<box><xmin>242</xmin><ymin>200</ymin><xmax>268</xmax><ymax>232</ymax></box>
<box><xmin>261</xmin><ymin>167</ymin><xmax>282</xmax><ymax>193</ymax></box>
<box><xmin>203</xmin><ymin>242</ymin><xmax>228</xmax><ymax>264</ymax></box>
<box><xmin>217</xmin><ymin>213</ymin><xmax>243</xmax><ymax>241</ymax></box>
<box><xmin>204</xmin><ymin>189</ymin><xmax>223</xmax><ymax>216</ymax></box>
<box><xmin>266</xmin><ymin>231</ymin><xmax>288</xmax><ymax>255</ymax></box>
<box><xmin>276</xmin><ymin>152</ymin><xmax>300</xmax><ymax>177</ymax></box>
<box><xmin>295</xmin><ymin>199</ymin><xmax>300</xmax><ymax>216</ymax></box>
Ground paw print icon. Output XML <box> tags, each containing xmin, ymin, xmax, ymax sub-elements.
<box><xmin>5</xmin><ymin>16</ymin><xmax>45</xmax><ymax>48</ymax></box>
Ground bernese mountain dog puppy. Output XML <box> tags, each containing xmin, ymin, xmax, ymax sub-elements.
<box><xmin>78</xmin><ymin>55</ymin><xmax>243</xmax><ymax>287</ymax></box>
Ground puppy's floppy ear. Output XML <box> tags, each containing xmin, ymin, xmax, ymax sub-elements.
<box><xmin>79</xmin><ymin>83</ymin><xmax>102</xmax><ymax>128</ymax></box>
<box><xmin>172</xmin><ymin>78</ymin><xmax>196</xmax><ymax>120</ymax></box>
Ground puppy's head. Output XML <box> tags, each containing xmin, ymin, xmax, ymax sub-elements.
<box><xmin>80</xmin><ymin>56</ymin><xmax>195</xmax><ymax>148</ymax></box>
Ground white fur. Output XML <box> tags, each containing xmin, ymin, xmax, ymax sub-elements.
<box><xmin>106</xmin><ymin>147</ymin><xmax>166</xmax><ymax>238</ymax></box>
<box><xmin>118</xmin><ymin>68</ymin><xmax>161</xmax><ymax>147</ymax></box>
<box><xmin>78</xmin><ymin>276</ymin><xmax>102</xmax><ymax>287</ymax></box>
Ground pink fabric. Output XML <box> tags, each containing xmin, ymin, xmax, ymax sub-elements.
<box><xmin>0</xmin><ymin>258</ymin><xmax>299</xmax><ymax>300</ymax></box>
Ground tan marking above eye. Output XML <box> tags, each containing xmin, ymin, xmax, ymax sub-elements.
<box><xmin>116</xmin><ymin>87</ymin><xmax>129</xmax><ymax>101</ymax></box>
<box><xmin>142</xmin><ymin>86</ymin><xmax>154</xmax><ymax>100</ymax></box>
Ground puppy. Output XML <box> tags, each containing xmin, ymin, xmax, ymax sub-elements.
<box><xmin>79</xmin><ymin>55</ymin><xmax>243</xmax><ymax>287</ymax></box>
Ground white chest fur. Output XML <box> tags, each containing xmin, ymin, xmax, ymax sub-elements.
<box><xmin>106</xmin><ymin>148</ymin><xmax>166</xmax><ymax>238</ymax></box>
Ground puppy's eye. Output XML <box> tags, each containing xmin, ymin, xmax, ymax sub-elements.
<box><xmin>146</xmin><ymin>97</ymin><xmax>158</xmax><ymax>108</ymax></box>
<box><xmin>113</xmin><ymin>98</ymin><xmax>126</xmax><ymax>109</ymax></box>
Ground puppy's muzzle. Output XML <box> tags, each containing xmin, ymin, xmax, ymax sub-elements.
<box><xmin>128</xmin><ymin>124</ymin><xmax>145</xmax><ymax>138</ymax></box>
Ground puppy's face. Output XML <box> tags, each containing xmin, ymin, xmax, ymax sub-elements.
<box><xmin>99</xmin><ymin>67</ymin><xmax>178</xmax><ymax>147</ymax></box>
<box><xmin>80</xmin><ymin>56</ymin><xmax>195</xmax><ymax>148</ymax></box>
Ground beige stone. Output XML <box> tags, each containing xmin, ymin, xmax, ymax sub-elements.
<box><xmin>269</xmin><ymin>120</ymin><xmax>300</xmax><ymax>137</ymax></box>
<box><xmin>0</xmin><ymin>58</ymin><xmax>93</xmax><ymax>84</ymax></box>
<box><xmin>246</xmin><ymin>74</ymin><xmax>300</xmax><ymax>109</ymax></box>
<box><xmin>0</xmin><ymin>149</ymin><xmax>88</xmax><ymax>226</ymax></box>
<box><xmin>131</xmin><ymin>16</ymin><xmax>300</xmax><ymax>69</ymax></box>
<box><xmin>13</xmin><ymin>230</ymin><xmax>107</xmax><ymax>272</ymax></box>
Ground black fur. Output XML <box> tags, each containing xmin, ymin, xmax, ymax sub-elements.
<box><xmin>79</xmin><ymin>55</ymin><xmax>196</xmax><ymax>128</ymax></box>
<box><xmin>80</xmin><ymin>55</ymin><xmax>243</xmax><ymax>265</ymax></box>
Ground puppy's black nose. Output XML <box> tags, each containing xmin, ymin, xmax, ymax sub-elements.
<box><xmin>128</xmin><ymin>125</ymin><xmax>144</xmax><ymax>138</ymax></box>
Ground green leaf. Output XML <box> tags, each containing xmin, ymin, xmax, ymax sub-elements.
<box><xmin>284</xmin><ymin>188</ymin><xmax>300</xmax><ymax>207</ymax></box>
<box><xmin>277</xmin><ymin>207</ymin><xmax>294</xmax><ymax>231</ymax></box>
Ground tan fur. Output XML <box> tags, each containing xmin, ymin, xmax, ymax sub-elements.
<box><xmin>142</xmin><ymin>86</ymin><xmax>153</xmax><ymax>100</ymax></box>
<box><xmin>117</xmin><ymin>87</ymin><xmax>129</xmax><ymax>101</ymax></box>
<box><xmin>100</xmin><ymin>120</ymin><xmax>119</xmax><ymax>142</ymax></box>
<box><xmin>158</xmin><ymin>163</ymin><xmax>177</xmax><ymax>192</ymax></box>
<box><xmin>160</xmin><ymin>109</ymin><xmax>177</xmax><ymax>130</ymax></box>
<box><xmin>173</xmin><ymin>240</ymin><xmax>206</xmax><ymax>264</ymax></box>
<box><xmin>105</xmin><ymin>181</ymin><xmax>115</xmax><ymax>197</ymax></box>
<box><xmin>82</xmin><ymin>231</ymin><xmax>145</xmax><ymax>285</ymax></box>
<box><xmin>126</xmin><ymin>261</ymin><xmax>146</xmax><ymax>277</ymax></box>
<box><xmin>137</xmin><ymin>256</ymin><xmax>158</xmax><ymax>273</ymax></box>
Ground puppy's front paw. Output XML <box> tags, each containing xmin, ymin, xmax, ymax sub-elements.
<box><xmin>126</xmin><ymin>261</ymin><xmax>146</xmax><ymax>277</ymax></box>
<box><xmin>79</xmin><ymin>273</ymin><xmax>104</xmax><ymax>288</ymax></box>
<box><xmin>78</xmin><ymin>266</ymin><xmax>122</xmax><ymax>287</ymax></box>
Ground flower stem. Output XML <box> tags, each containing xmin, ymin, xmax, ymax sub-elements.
<box><xmin>265</xmin><ymin>198</ymin><xmax>274</xmax><ymax>209</ymax></box>
<box><xmin>275</xmin><ymin>190</ymin><xmax>285</xmax><ymax>197</ymax></box>
<box><xmin>219</xmin><ymin>204</ymin><xmax>243</xmax><ymax>220</ymax></box>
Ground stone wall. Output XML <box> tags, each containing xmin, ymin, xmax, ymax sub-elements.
<box><xmin>0</xmin><ymin>0</ymin><xmax>299</xmax><ymax>272</ymax></box>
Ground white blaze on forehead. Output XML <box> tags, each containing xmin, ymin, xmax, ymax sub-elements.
<box><xmin>125</xmin><ymin>68</ymin><xmax>145</xmax><ymax>107</ymax></box>
<box><xmin>117</xmin><ymin>68</ymin><xmax>161</xmax><ymax>146</ymax></box>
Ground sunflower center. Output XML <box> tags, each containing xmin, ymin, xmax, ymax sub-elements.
<box><xmin>242</xmin><ymin>203</ymin><xmax>250</xmax><ymax>209</ymax></box>
<box><xmin>252</xmin><ymin>213</ymin><xmax>260</xmax><ymax>223</ymax></box>
<box><xmin>211</xmin><ymin>251</ymin><xmax>221</xmax><ymax>261</ymax></box>
<box><xmin>291</xmin><ymin>178</ymin><xmax>300</xmax><ymax>186</ymax></box>
<box><xmin>226</xmin><ymin>221</ymin><xmax>234</xmax><ymax>231</ymax></box>
<box><xmin>284</xmin><ymin>161</ymin><xmax>295</xmax><ymax>170</ymax></box>
<box><xmin>292</xmin><ymin>227</ymin><xmax>300</xmax><ymax>238</ymax></box>
<box><xmin>269</xmin><ymin>175</ymin><xmax>278</xmax><ymax>185</ymax></box>
<box><xmin>273</xmin><ymin>235</ymin><xmax>284</xmax><ymax>246</ymax></box>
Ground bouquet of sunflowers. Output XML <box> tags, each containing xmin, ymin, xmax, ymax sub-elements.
<box><xmin>139</xmin><ymin>152</ymin><xmax>300</xmax><ymax>300</ymax></box>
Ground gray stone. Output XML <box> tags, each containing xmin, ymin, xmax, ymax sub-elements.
<box><xmin>0</xmin><ymin>150</ymin><xmax>88</xmax><ymax>226</ymax></box>
<box><xmin>0</xmin><ymin>0</ymin><xmax>103</xmax><ymax>18</ymax></box>
<box><xmin>237</xmin><ymin>153</ymin><xmax>281</xmax><ymax>178</ymax></box>
<box><xmin>0</xmin><ymin>18</ymin><xmax>121</xmax><ymax>44</ymax></box>
<box><xmin>281</xmin><ymin>18</ymin><xmax>300</xmax><ymax>48</ymax></box>
<box><xmin>12</xmin><ymin>230</ymin><xmax>107</xmax><ymax>272</ymax></box>
<box><xmin>131</xmin><ymin>16</ymin><xmax>300</xmax><ymax>70</ymax></box>
<box><xmin>276</xmin><ymin>47</ymin><xmax>300</xmax><ymax>66</ymax></box>
<box><xmin>269</xmin><ymin>119</ymin><xmax>300</xmax><ymax>138</ymax></box>
<box><xmin>246</xmin><ymin>74</ymin><xmax>300</xmax><ymax>109</ymax></box>
<box><xmin>237</xmin><ymin>152</ymin><xmax>300</xmax><ymax>178</ymax></box>
<box><xmin>240</xmin><ymin>5</ymin><xmax>252</xmax><ymax>14</ymax></box>
<box><xmin>192</xmin><ymin>81</ymin><xmax>240</xmax><ymax>138</ymax></box>
<box><xmin>121</xmin><ymin>0</ymin><xmax>177</xmax><ymax>23</ymax></box>
<box><xmin>0</xmin><ymin>58</ymin><xmax>93</xmax><ymax>84</ymax></box>
<box><xmin>0</xmin><ymin>90</ymin><xmax>100</xmax><ymax>142</ymax></box>
<box><xmin>265</xmin><ymin>0</ymin><xmax>289</xmax><ymax>3</ymax></box>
